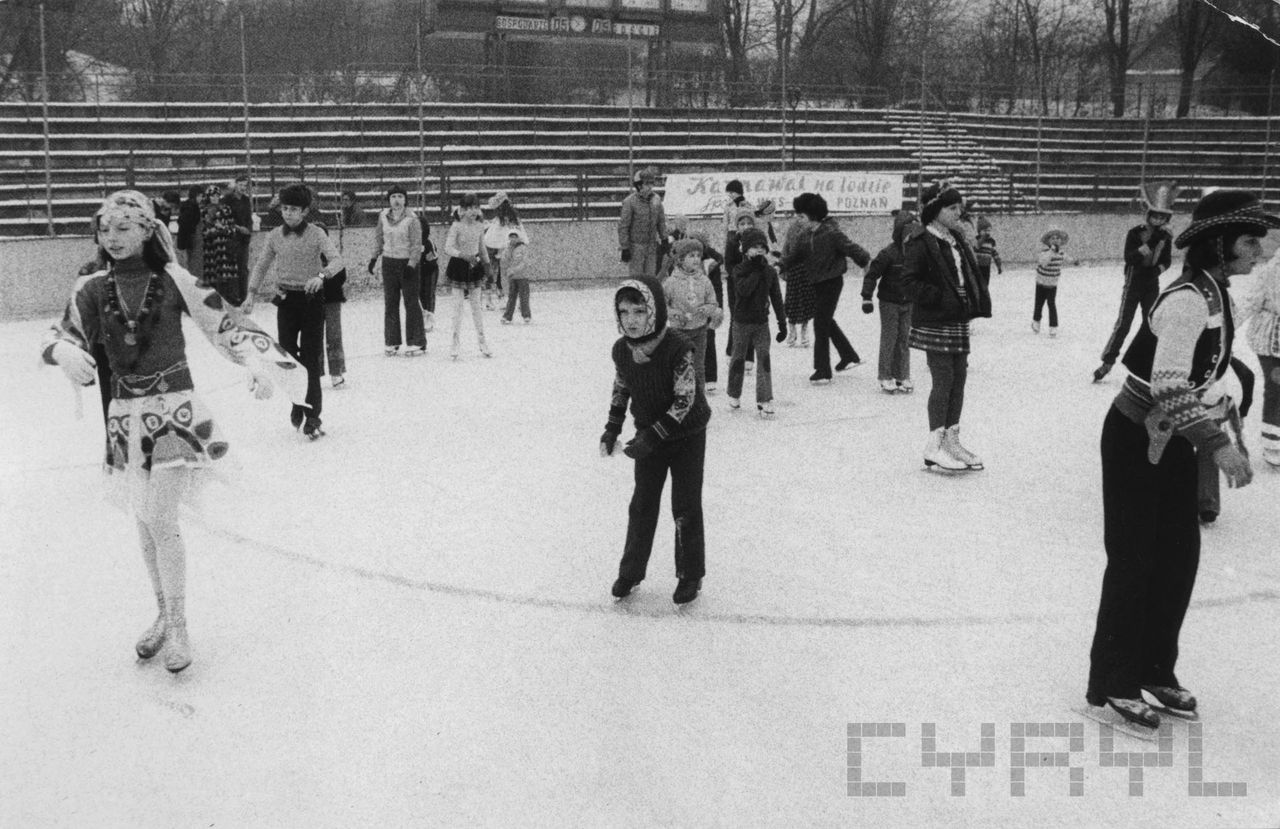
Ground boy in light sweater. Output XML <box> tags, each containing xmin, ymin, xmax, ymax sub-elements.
<box><xmin>245</xmin><ymin>183</ymin><xmax>343</xmax><ymax>438</ymax></box>
<box><xmin>500</xmin><ymin>230</ymin><xmax>533</xmax><ymax>323</ymax></box>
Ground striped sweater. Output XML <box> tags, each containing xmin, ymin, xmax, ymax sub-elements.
<box><xmin>1035</xmin><ymin>246</ymin><xmax>1067</xmax><ymax>287</ymax></box>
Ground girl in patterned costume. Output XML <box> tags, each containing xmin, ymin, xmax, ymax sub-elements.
<box><xmin>43</xmin><ymin>190</ymin><xmax>307</xmax><ymax>674</ymax></box>
<box><xmin>1086</xmin><ymin>190</ymin><xmax>1273</xmax><ymax>729</ymax></box>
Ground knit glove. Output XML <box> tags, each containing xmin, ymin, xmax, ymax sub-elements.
<box><xmin>775</xmin><ymin>326</ymin><xmax>787</xmax><ymax>343</ymax></box>
<box><xmin>620</xmin><ymin>249</ymin><xmax>631</xmax><ymax>263</ymax></box>
<box><xmin>862</xmin><ymin>300</ymin><xmax>874</xmax><ymax>314</ymax></box>
<box><xmin>51</xmin><ymin>341</ymin><xmax>96</xmax><ymax>386</ymax></box>
<box><xmin>600</xmin><ymin>429</ymin><xmax>620</xmax><ymax>457</ymax></box>
<box><xmin>623</xmin><ymin>427</ymin><xmax>661</xmax><ymax>460</ymax></box>
<box><xmin>367</xmin><ymin>256</ymin><xmax>378</xmax><ymax>275</ymax></box>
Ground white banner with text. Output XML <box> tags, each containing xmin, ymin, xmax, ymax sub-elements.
<box><xmin>661</xmin><ymin>171</ymin><xmax>904</xmax><ymax>218</ymax></box>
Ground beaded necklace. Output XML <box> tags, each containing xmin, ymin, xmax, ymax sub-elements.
<box><xmin>104</xmin><ymin>265</ymin><xmax>161</xmax><ymax>347</ymax></box>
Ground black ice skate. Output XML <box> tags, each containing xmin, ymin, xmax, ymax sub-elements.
<box><xmin>612</xmin><ymin>577</ymin><xmax>640</xmax><ymax>599</ymax></box>
<box><xmin>1141</xmin><ymin>685</ymin><xmax>1199</xmax><ymax>719</ymax></box>
<box><xmin>302</xmin><ymin>417</ymin><xmax>325</xmax><ymax>441</ymax></box>
<box><xmin>672</xmin><ymin>578</ymin><xmax>701</xmax><ymax>605</ymax></box>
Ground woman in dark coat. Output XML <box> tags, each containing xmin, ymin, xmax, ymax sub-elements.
<box><xmin>779</xmin><ymin>193</ymin><xmax>871</xmax><ymax>383</ymax></box>
<box><xmin>900</xmin><ymin>183</ymin><xmax>991</xmax><ymax>472</ymax></box>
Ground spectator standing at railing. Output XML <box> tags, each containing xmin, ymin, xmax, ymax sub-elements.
<box><xmin>618</xmin><ymin>166</ymin><xmax>666</xmax><ymax>278</ymax></box>
<box><xmin>224</xmin><ymin>174</ymin><xmax>255</xmax><ymax>306</ymax></box>
<box><xmin>1093</xmin><ymin>182</ymin><xmax>1177</xmax><ymax>383</ymax></box>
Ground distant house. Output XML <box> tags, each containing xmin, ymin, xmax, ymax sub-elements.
<box><xmin>1126</xmin><ymin>20</ymin><xmax>1216</xmax><ymax>115</ymax></box>
<box><xmin>0</xmin><ymin>50</ymin><xmax>132</xmax><ymax>102</ymax></box>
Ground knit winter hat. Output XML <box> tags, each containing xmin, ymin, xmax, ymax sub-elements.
<box><xmin>385</xmin><ymin>184</ymin><xmax>408</xmax><ymax>201</ymax></box>
<box><xmin>738</xmin><ymin>228</ymin><xmax>769</xmax><ymax>252</ymax></box>
<box><xmin>486</xmin><ymin>191</ymin><xmax>510</xmax><ymax>210</ymax></box>
<box><xmin>919</xmin><ymin>183</ymin><xmax>962</xmax><ymax>226</ymax></box>
<box><xmin>672</xmin><ymin>237</ymin><xmax>704</xmax><ymax>262</ymax></box>
<box><xmin>457</xmin><ymin>192</ymin><xmax>481</xmax><ymax>209</ymax></box>
<box><xmin>734</xmin><ymin>207</ymin><xmax>757</xmax><ymax>227</ymax></box>
<box><xmin>726</xmin><ymin>179</ymin><xmax>744</xmax><ymax>196</ymax></box>
<box><xmin>1175</xmin><ymin>189</ymin><xmax>1280</xmax><ymax>249</ymax></box>
<box><xmin>755</xmin><ymin>198</ymin><xmax>776</xmax><ymax>217</ymax></box>
<box><xmin>278</xmin><ymin>182</ymin><xmax>312</xmax><ymax>209</ymax></box>
<box><xmin>976</xmin><ymin>216</ymin><xmax>992</xmax><ymax>232</ymax></box>
<box><xmin>892</xmin><ymin>210</ymin><xmax>918</xmax><ymax>247</ymax></box>
<box><xmin>614</xmin><ymin>277</ymin><xmax>667</xmax><ymax>344</ymax></box>
<box><xmin>633</xmin><ymin>166</ymin><xmax>658</xmax><ymax>184</ymax></box>
<box><xmin>793</xmin><ymin>192</ymin><xmax>829</xmax><ymax>222</ymax></box>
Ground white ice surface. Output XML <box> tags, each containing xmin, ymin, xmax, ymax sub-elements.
<box><xmin>2</xmin><ymin>265</ymin><xmax>1278</xmax><ymax>828</ymax></box>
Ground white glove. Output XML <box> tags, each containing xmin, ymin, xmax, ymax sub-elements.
<box><xmin>52</xmin><ymin>341</ymin><xmax>96</xmax><ymax>386</ymax></box>
<box><xmin>248</xmin><ymin>370</ymin><xmax>274</xmax><ymax>400</ymax></box>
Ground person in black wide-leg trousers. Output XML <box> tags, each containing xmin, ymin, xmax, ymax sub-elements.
<box><xmin>1088</xmin><ymin>407</ymin><xmax>1200</xmax><ymax>702</ymax></box>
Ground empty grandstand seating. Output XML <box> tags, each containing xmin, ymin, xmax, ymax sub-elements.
<box><xmin>0</xmin><ymin>101</ymin><xmax>1276</xmax><ymax>235</ymax></box>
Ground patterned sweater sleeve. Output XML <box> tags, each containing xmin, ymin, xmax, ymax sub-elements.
<box><xmin>41</xmin><ymin>273</ymin><xmax>101</xmax><ymax>365</ymax></box>
<box><xmin>1149</xmin><ymin>289</ymin><xmax>1231</xmax><ymax>453</ymax></box>
<box><xmin>652</xmin><ymin>349</ymin><xmax>696</xmax><ymax>439</ymax></box>
<box><xmin>606</xmin><ymin>371</ymin><xmax>630</xmax><ymax>434</ymax></box>
<box><xmin>168</xmin><ymin>265</ymin><xmax>310</xmax><ymax>407</ymax></box>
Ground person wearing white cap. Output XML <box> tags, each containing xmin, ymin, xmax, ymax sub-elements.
<box><xmin>618</xmin><ymin>167</ymin><xmax>666</xmax><ymax>278</ymax></box>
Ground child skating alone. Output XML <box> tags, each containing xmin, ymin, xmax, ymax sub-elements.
<box><xmin>1033</xmin><ymin>228</ymin><xmax>1076</xmax><ymax>336</ymax></box>
<box><xmin>661</xmin><ymin>237</ymin><xmax>722</xmax><ymax>393</ymax></box>
<box><xmin>726</xmin><ymin>228</ymin><xmax>786</xmax><ymax>416</ymax></box>
<box><xmin>443</xmin><ymin>193</ymin><xmax>493</xmax><ymax>358</ymax></box>
<box><xmin>43</xmin><ymin>190</ymin><xmax>306</xmax><ymax>673</ymax></box>
<box><xmin>600</xmin><ymin>277</ymin><xmax>712</xmax><ymax>605</ymax></box>
<box><xmin>500</xmin><ymin>230</ymin><xmax>533</xmax><ymax>323</ymax></box>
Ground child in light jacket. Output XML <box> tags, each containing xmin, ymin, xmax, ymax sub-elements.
<box><xmin>500</xmin><ymin>231</ymin><xmax>533</xmax><ymax>323</ymax></box>
<box><xmin>661</xmin><ymin>237</ymin><xmax>723</xmax><ymax>393</ymax></box>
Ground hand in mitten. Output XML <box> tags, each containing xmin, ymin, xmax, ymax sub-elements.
<box><xmin>367</xmin><ymin>257</ymin><xmax>378</xmax><ymax>275</ymax></box>
<box><xmin>620</xmin><ymin>249</ymin><xmax>632</xmax><ymax>263</ymax></box>
<box><xmin>775</xmin><ymin>328</ymin><xmax>787</xmax><ymax>343</ymax></box>
<box><xmin>600</xmin><ymin>430</ymin><xmax>620</xmax><ymax>457</ymax></box>
<box><xmin>862</xmin><ymin>300</ymin><xmax>874</xmax><ymax>314</ymax></box>
<box><xmin>623</xmin><ymin>428</ymin><xmax>661</xmax><ymax>460</ymax></box>
<box><xmin>52</xmin><ymin>341</ymin><xmax>96</xmax><ymax>386</ymax></box>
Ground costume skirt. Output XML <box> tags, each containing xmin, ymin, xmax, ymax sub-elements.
<box><xmin>105</xmin><ymin>390</ymin><xmax>228</xmax><ymax>521</ymax></box>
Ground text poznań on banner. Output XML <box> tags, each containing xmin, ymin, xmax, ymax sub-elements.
<box><xmin>661</xmin><ymin>172</ymin><xmax>904</xmax><ymax>218</ymax></box>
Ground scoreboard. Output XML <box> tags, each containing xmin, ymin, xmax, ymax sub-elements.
<box><xmin>431</xmin><ymin>0</ymin><xmax>718</xmax><ymax>42</ymax></box>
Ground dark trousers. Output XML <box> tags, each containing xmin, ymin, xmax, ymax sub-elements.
<box><xmin>924</xmin><ymin>351</ymin><xmax>967</xmax><ymax>430</ymax></box>
<box><xmin>1100</xmin><ymin>274</ymin><xmax>1160</xmax><ymax>364</ymax></box>
<box><xmin>1258</xmin><ymin>354</ymin><xmax>1280</xmax><ymax>429</ymax></box>
<box><xmin>724</xmin><ymin>317</ymin><xmax>755</xmax><ymax>364</ymax></box>
<box><xmin>812</xmin><ymin>276</ymin><xmax>858</xmax><ymax>377</ymax></box>
<box><xmin>1197</xmin><ymin>445</ymin><xmax>1220</xmax><ymax>517</ymax></box>
<box><xmin>277</xmin><ymin>290</ymin><xmax>325</xmax><ymax>421</ymax></box>
<box><xmin>727</xmin><ymin>322</ymin><xmax>772</xmax><ymax>403</ymax></box>
<box><xmin>705</xmin><ymin>329</ymin><xmax>719</xmax><ymax>383</ymax></box>
<box><xmin>502</xmin><ymin>278</ymin><xmax>531</xmax><ymax>320</ymax></box>
<box><xmin>1088</xmin><ymin>406</ymin><xmax>1200</xmax><ymax>701</ymax></box>
<box><xmin>1033</xmin><ymin>283</ymin><xmax>1059</xmax><ymax>327</ymax></box>
<box><xmin>619</xmin><ymin>429</ymin><xmax>707</xmax><ymax>583</ymax></box>
<box><xmin>419</xmin><ymin>262</ymin><xmax>439</xmax><ymax>314</ymax></box>
<box><xmin>383</xmin><ymin>258</ymin><xmax>425</xmax><ymax>348</ymax></box>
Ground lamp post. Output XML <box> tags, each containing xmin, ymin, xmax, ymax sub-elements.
<box><xmin>239</xmin><ymin>11</ymin><xmax>253</xmax><ymax>213</ymax></box>
<box><xmin>39</xmin><ymin>1</ymin><xmax>54</xmax><ymax>236</ymax></box>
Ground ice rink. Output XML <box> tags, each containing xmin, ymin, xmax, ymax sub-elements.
<box><xmin>2</xmin><ymin>262</ymin><xmax>1278</xmax><ymax>828</ymax></box>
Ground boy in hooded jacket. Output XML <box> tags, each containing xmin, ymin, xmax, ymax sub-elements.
<box><xmin>600</xmin><ymin>277</ymin><xmax>712</xmax><ymax>606</ymax></box>
<box><xmin>727</xmin><ymin>228</ymin><xmax>786</xmax><ymax>415</ymax></box>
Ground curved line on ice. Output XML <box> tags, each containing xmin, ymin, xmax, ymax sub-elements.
<box><xmin>195</xmin><ymin>517</ymin><xmax>1280</xmax><ymax>629</ymax></box>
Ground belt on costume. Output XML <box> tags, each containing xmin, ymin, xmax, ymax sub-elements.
<box><xmin>113</xmin><ymin>360</ymin><xmax>193</xmax><ymax>399</ymax></box>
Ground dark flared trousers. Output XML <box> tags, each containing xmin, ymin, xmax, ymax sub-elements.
<box><xmin>277</xmin><ymin>290</ymin><xmax>325</xmax><ymax>420</ymax></box>
<box><xmin>618</xmin><ymin>429</ymin><xmax>707</xmax><ymax>583</ymax></box>
<box><xmin>1087</xmin><ymin>406</ymin><xmax>1200</xmax><ymax>701</ymax></box>
<box><xmin>812</xmin><ymin>276</ymin><xmax>858</xmax><ymax>377</ymax></box>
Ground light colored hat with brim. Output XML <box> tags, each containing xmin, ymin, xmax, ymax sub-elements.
<box><xmin>1140</xmin><ymin>180</ymin><xmax>1180</xmax><ymax>216</ymax></box>
<box><xmin>1175</xmin><ymin>189</ymin><xmax>1280</xmax><ymax>249</ymax></box>
<box><xmin>485</xmin><ymin>191</ymin><xmax>509</xmax><ymax>210</ymax></box>
<box><xmin>1041</xmin><ymin>228</ymin><xmax>1068</xmax><ymax>247</ymax></box>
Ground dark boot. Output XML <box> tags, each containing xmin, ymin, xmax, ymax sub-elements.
<box><xmin>611</xmin><ymin>577</ymin><xmax>640</xmax><ymax>599</ymax></box>
<box><xmin>672</xmin><ymin>578</ymin><xmax>701</xmax><ymax>605</ymax></box>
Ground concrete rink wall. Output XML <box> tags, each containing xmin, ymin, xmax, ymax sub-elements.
<box><xmin>4</xmin><ymin>210</ymin><xmax>1273</xmax><ymax>321</ymax></box>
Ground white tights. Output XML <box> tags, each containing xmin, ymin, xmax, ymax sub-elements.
<box><xmin>450</xmin><ymin>284</ymin><xmax>487</xmax><ymax>346</ymax></box>
<box><xmin>136</xmin><ymin>465</ymin><xmax>190</xmax><ymax>620</ymax></box>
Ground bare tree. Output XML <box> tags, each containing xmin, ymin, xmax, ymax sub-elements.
<box><xmin>1172</xmin><ymin>0</ymin><xmax>1218</xmax><ymax>116</ymax></box>
<box><xmin>1099</xmin><ymin>0</ymin><xmax>1133</xmax><ymax>116</ymax></box>
<box><xmin>718</xmin><ymin>0</ymin><xmax>754</xmax><ymax>105</ymax></box>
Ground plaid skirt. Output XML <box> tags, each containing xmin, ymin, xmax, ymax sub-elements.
<box><xmin>909</xmin><ymin>321</ymin><xmax>971</xmax><ymax>355</ymax></box>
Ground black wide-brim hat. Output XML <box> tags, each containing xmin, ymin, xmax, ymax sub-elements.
<box><xmin>1175</xmin><ymin>190</ymin><xmax>1280</xmax><ymax>249</ymax></box>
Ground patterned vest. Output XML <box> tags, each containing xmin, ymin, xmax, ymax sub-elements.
<box><xmin>1121</xmin><ymin>269</ymin><xmax>1233</xmax><ymax>393</ymax></box>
